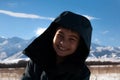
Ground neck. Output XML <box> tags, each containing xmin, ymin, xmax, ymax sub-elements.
<box><xmin>56</xmin><ymin>55</ymin><xmax>65</xmax><ymax>64</ymax></box>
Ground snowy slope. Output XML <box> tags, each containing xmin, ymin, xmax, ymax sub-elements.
<box><xmin>0</xmin><ymin>36</ymin><xmax>120</xmax><ymax>63</ymax></box>
<box><xmin>0</xmin><ymin>36</ymin><xmax>34</xmax><ymax>61</ymax></box>
<box><xmin>87</xmin><ymin>43</ymin><xmax>120</xmax><ymax>62</ymax></box>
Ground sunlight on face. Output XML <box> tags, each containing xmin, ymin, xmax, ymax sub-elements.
<box><xmin>53</xmin><ymin>27</ymin><xmax>80</xmax><ymax>57</ymax></box>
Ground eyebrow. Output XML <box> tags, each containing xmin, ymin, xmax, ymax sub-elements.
<box><xmin>58</xmin><ymin>31</ymin><xmax>64</xmax><ymax>35</ymax></box>
<box><xmin>58</xmin><ymin>31</ymin><xmax>79</xmax><ymax>40</ymax></box>
<box><xmin>70</xmin><ymin>35</ymin><xmax>79</xmax><ymax>40</ymax></box>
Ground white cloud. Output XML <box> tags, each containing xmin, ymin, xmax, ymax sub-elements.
<box><xmin>83</xmin><ymin>15</ymin><xmax>99</xmax><ymax>20</ymax></box>
<box><xmin>0</xmin><ymin>10</ymin><xmax>54</xmax><ymax>20</ymax></box>
<box><xmin>94</xmin><ymin>38</ymin><xmax>101</xmax><ymax>44</ymax></box>
<box><xmin>0</xmin><ymin>10</ymin><xmax>98</xmax><ymax>21</ymax></box>
<box><xmin>102</xmin><ymin>30</ymin><xmax>109</xmax><ymax>34</ymax></box>
<box><xmin>35</xmin><ymin>27</ymin><xmax>47</xmax><ymax>36</ymax></box>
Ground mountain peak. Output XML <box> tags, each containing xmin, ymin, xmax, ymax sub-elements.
<box><xmin>0</xmin><ymin>36</ymin><xmax>120</xmax><ymax>63</ymax></box>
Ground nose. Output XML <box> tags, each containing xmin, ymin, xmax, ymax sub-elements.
<box><xmin>59</xmin><ymin>40</ymin><xmax>68</xmax><ymax>48</ymax></box>
<box><xmin>60</xmin><ymin>40</ymin><xmax>63</xmax><ymax>45</ymax></box>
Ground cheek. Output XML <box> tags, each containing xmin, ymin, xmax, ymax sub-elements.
<box><xmin>71</xmin><ymin>42</ymin><xmax>79</xmax><ymax>51</ymax></box>
<box><xmin>53</xmin><ymin>37</ymin><xmax>56</xmax><ymax>46</ymax></box>
<box><xmin>53</xmin><ymin>35</ymin><xmax>58</xmax><ymax>46</ymax></box>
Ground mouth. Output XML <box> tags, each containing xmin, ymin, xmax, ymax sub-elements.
<box><xmin>57</xmin><ymin>45</ymin><xmax>66</xmax><ymax>51</ymax></box>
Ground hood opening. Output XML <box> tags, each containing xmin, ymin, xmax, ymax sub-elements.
<box><xmin>23</xmin><ymin>11</ymin><xmax>92</xmax><ymax>65</ymax></box>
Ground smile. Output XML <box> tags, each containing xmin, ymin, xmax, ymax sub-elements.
<box><xmin>57</xmin><ymin>45</ymin><xmax>66</xmax><ymax>51</ymax></box>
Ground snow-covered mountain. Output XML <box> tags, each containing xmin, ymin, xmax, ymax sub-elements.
<box><xmin>0</xmin><ymin>36</ymin><xmax>120</xmax><ymax>63</ymax></box>
<box><xmin>87</xmin><ymin>43</ymin><xmax>120</xmax><ymax>62</ymax></box>
<box><xmin>0</xmin><ymin>36</ymin><xmax>35</xmax><ymax>63</ymax></box>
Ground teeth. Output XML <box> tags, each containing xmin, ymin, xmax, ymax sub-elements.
<box><xmin>59</xmin><ymin>46</ymin><xmax>65</xmax><ymax>51</ymax></box>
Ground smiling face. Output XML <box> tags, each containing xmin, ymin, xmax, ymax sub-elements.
<box><xmin>53</xmin><ymin>27</ymin><xmax>80</xmax><ymax>57</ymax></box>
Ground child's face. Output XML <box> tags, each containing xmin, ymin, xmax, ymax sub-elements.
<box><xmin>53</xmin><ymin>27</ymin><xmax>80</xmax><ymax>57</ymax></box>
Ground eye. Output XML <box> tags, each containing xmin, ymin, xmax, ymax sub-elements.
<box><xmin>57</xmin><ymin>34</ymin><xmax>64</xmax><ymax>39</ymax></box>
<box><xmin>69</xmin><ymin>37</ymin><xmax>79</xmax><ymax>44</ymax></box>
<box><xmin>69</xmin><ymin>38</ymin><xmax>76</xmax><ymax>42</ymax></box>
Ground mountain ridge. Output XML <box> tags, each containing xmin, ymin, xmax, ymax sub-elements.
<box><xmin>0</xmin><ymin>36</ymin><xmax>120</xmax><ymax>63</ymax></box>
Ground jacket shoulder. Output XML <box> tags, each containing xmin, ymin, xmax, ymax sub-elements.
<box><xmin>21</xmin><ymin>60</ymin><xmax>44</xmax><ymax>80</ymax></box>
<box><xmin>72</xmin><ymin>64</ymin><xmax>90</xmax><ymax>80</ymax></box>
<box><xmin>71</xmin><ymin>64</ymin><xmax>90</xmax><ymax>80</ymax></box>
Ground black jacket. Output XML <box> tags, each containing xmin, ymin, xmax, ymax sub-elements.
<box><xmin>21</xmin><ymin>60</ymin><xmax>90</xmax><ymax>80</ymax></box>
<box><xmin>21</xmin><ymin>11</ymin><xmax>92</xmax><ymax>80</ymax></box>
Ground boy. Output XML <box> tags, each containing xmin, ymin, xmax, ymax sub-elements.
<box><xmin>21</xmin><ymin>11</ymin><xmax>92</xmax><ymax>80</ymax></box>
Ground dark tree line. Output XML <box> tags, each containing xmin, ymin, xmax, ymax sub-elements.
<box><xmin>0</xmin><ymin>60</ymin><xmax>28</xmax><ymax>68</ymax></box>
<box><xmin>0</xmin><ymin>60</ymin><xmax>120</xmax><ymax>68</ymax></box>
<box><xmin>86</xmin><ymin>61</ymin><xmax>120</xmax><ymax>65</ymax></box>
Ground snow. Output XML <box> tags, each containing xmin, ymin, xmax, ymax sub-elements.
<box><xmin>0</xmin><ymin>36</ymin><xmax>120</xmax><ymax>64</ymax></box>
<box><xmin>90</xmin><ymin>73</ymin><xmax>120</xmax><ymax>80</ymax></box>
<box><xmin>0</xmin><ymin>52</ymin><xmax>7</xmax><ymax>60</ymax></box>
<box><xmin>0</xmin><ymin>40</ymin><xmax>8</xmax><ymax>46</ymax></box>
<box><xmin>0</xmin><ymin>73</ymin><xmax>119</xmax><ymax>80</ymax></box>
<box><xmin>86</xmin><ymin>57</ymin><xmax>120</xmax><ymax>62</ymax></box>
<box><xmin>0</xmin><ymin>58</ymin><xmax>29</xmax><ymax>64</ymax></box>
<box><xmin>0</xmin><ymin>51</ymin><xmax>30</xmax><ymax>64</ymax></box>
<box><xmin>1</xmin><ymin>36</ymin><xmax>120</xmax><ymax>80</ymax></box>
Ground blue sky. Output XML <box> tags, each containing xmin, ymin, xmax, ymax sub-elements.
<box><xmin>0</xmin><ymin>0</ymin><xmax>120</xmax><ymax>47</ymax></box>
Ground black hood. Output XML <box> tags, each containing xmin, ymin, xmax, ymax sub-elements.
<box><xmin>23</xmin><ymin>11</ymin><xmax>92</xmax><ymax>65</ymax></box>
